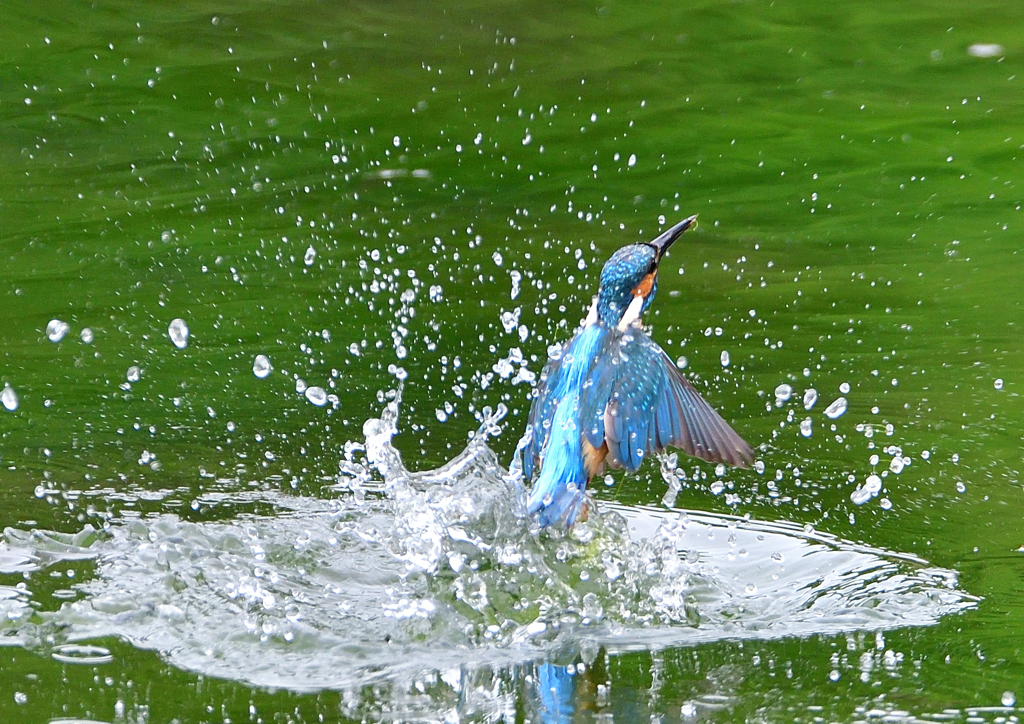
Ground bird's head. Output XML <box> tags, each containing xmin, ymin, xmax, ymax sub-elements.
<box><xmin>596</xmin><ymin>215</ymin><xmax>697</xmax><ymax>327</ymax></box>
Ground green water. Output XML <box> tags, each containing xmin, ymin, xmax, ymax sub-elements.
<box><xmin>1</xmin><ymin>0</ymin><xmax>1023</xmax><ymax>721</ymax></box>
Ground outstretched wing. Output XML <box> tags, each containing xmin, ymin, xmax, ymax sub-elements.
<box><xmin>581</xmin><ymin>327</ymin><xmax>755</xmax><ymax>471</ymax></box>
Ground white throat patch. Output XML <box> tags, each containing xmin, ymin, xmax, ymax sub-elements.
<box><xmin>616</xmin><ymin>294</ymin><xmax>645</xmax><ymax>332</ymax></box>
<box><xmin>583</xmin><ymin>297</ymin><xmax>598</xmax><ymax>327</ymax></box>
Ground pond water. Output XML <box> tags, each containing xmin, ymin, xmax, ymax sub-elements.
<box><xmin>1</xmin><ymin>1</ymin><xmax>1023</xmax><ymax>722</ymax></box>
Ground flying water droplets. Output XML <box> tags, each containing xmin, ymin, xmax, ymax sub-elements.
<box><xmin>774</xmin><ymin>384</ymin><xmax>792</xmax><ymax>405</ymax></box>
<box><xmin>720</xmin><ymin>350</ymin><xmax>730</xmax><ymax>368</ymax></box>
<box><xmin>852</xmin><ymin>474</ymin><xmax>883</xmax><ymax>506</ymax></box>
<box><xmin>46</xmin><ymin>319</ymin><xmax>70</xmax><ymax>343</ymax></box>
<box><xmin>850</xmin><ymin>487</ymin><xmax>871</xmax><ymax>506</ymax></box>
<box><xmin>1</xmin><ymin>383</ymin><xmax>19</xmax><ymax>411</ymax></box>
<box><xmin>304</xmin><ymin>246</ymin><xmax>317</xmax><ymax>266</ymax></box>
<box><xmin>802</xmin><ymin>388</ymin><xmax>818</xmax><ymax>410</ymax></box>
<box><xmin>968</xmin><ymin>43</ymin><xmax>1005</xmax><ymax>58</ymax></box>
<box><xmin>800</xmin><ymin>418</ymin><xmax>812</xmax><ymax>437</ymax></box>
<box><xmin>168</xmin><ymin>319</ymin><xmax>189</xmax><ymax>349</ymax></box>
<box><xmin>305</xmin><ymin>386</ymin><xmax>328</xmax><ymax>406</ymax></box>
<box><xmin>824</xmin><ymin>397</ymin><xmax>848</xmax><ymax>419</ymax></box>
<box><xmin>80</xmin><ymin>328</ymin><xmax>94</xmax><ymax>344</ymax></box>
<box><xmin>126</xmin><ymin>366</ymin><xmax>142</xmax><ymax>383</ymax></box>
<box><xmin>253</xmin><ymin>355</ymin><xmax>272</xmax><ymax>379</ymax></box>
<box><xmin>509</xmin><ymin>270</ymin><xmax>521</xmax><ymax>300</ymax></box>
<box><xmin>994</xmin><ymin>378</ymin><xmax>1004</xmax><ymax>390</ymax></box>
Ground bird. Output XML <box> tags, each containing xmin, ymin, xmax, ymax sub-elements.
<box><xmin>522</xmin><ymin>216</ymin><xmax>755</xmax><ymax>527</ymax></box>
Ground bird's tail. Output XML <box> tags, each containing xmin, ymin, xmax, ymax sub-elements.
<box><xmin>526</xmin><ymin>466</ymin><xmax>587</xmax><ymax>527</ymax></box>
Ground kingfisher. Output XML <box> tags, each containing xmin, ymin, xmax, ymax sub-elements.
<box><xmin>522</xmin><ymin>216</ymin><xmax>755</xmax><ymax>527</ymax></box>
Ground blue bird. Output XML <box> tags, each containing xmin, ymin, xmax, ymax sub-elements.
<box><xmin>523</xmin><ymin>216</ymin><xmax>755</xmax><ymax>527</ymax></box>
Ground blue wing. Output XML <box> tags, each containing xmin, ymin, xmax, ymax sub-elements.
<box><xmin>580</xmin><ymin>327</ymin><xmax>755</xmax><ymax>471</ymax></box>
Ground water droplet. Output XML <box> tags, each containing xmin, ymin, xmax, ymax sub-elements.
<box><xmin>968</xmin><ymin>43</ymin><xmax>1005</xmax><ymax>58</ymax></box>
<box><xmin>744</xmin><ymin>583</ymin><xmax>757</xmax><ymax>594</ymax></box>
<box><xmin>435</xmin><ymin>408</ymin><xmax>447</xmax><ymax>422</ymax></box>
<box><xmin>955</xmin><ymin>481</ymin><xmax>966</xmax><ymax>494</ymax></box>
<box><xmin>774</xmin><ymin>384</ymin><xmax>793</xmax><ymax>403</ymax></box>
<box><xmin>51</xmin><ymin>644</ymin><xmax>114</xmax><ymax>665</ymax></box>
<box><xmin>839</xmin><ymin>381</ymin><xmax>851</xmax><ymax>394</ymax></box>
<box><xmin>921</xmin><ymin>450</ymin><xmax>931</xmax><ymax>460</ymax></box>
<box><xmin>864</xmin><ymin>474</ymin><xmax>882</xmax><ymax>495</ymax></box>
<box><xmin>253</xmin><ymin>355</ymin><xmax>272</xmax><ymax>379</ymax></box>
<box><xmin>829</xmin><ymin>669</ymin><xmax>841</xmax><ymax>682</ymax></box>
<box><xmin>879</xmin><ymin>498</ymin><xmax>892</xmax><ymax>510</ymax></box>
<box><xmin>754</xmin><ymin>460</ymin><xmax>765</xmax><ymax>474</ymax></box>
<box><xmin>720</xmin><ymin>350</ymin><xmax>730</xmax><ymax>367</ymax></box>
<box><xmin>295</xmin><ymin>378</ymin><xmax>307</xmax><ymax>393</ymax></box>
<box><xmin>850</xmin><ymin>486</ymin><xmax>872</xmax><ymax>505</ymax></box>
<box><xmin>1002</xmin><ymin>691</ymin><xmax>1016</xmax><ymax>707</ymax></box>
<box><xmin>824</xmin><ymin>397</ymin><xmax>848</xmax><ymax>419</ymax></box>
<box><xmin>1</xmin><ymin>384</ymin><xmax>19</xmax><ymax>411</ymax></box>
<box><xmin>681</xmin><ymin>702</ymin><xmax>698</xmax><ymax>718</ymax></box>
<box><xmin>305</xmin><ymin>386</ymin><xmax>328</xmax><ymax>406</ymax></box>
<box><xmin>168</xmin><ymin>318</ymin><xmax>189</xmax><ymax>349</ymax></box>
<box><xmin>994</xmin><ymin>378</ymin><xmax>1004</xmax><ymax>390</ymax></box>
<box><xmin>889</xmin><ymin>457</ymin><xmax>905</xmax><ymax>474</ymax></box>
<box><xmin>803</xmin><ymin>388</ymin><xmax>818</xmax><ymax>410</ymax></box>
<box><xmin>800</xmin><ymin>418</ymin><xmax>812</xmax><ymax>437</ymax></box>
<box><xmin>676</xmin><ymin>355</ymin><xmax>688</xmax><ymax>369</ymax></box>
<box><xmin>304</xmin><ymin>246</ymin><xmax>316</xmax><ymax>266</ymax></box>
<box><xmin>46</xmin><ymin>319</ymin><xmax>70</xmax><ymax>342</ymax></box>
<box><xmin>429</xmin><ymin>285</ymin><xmax>443</xmax><ymax>303</ymax></box>
<box><xmin>80</xmin><ymin>328</ymin><xmax>94</xmax><ymax>344</ymax></box>
<box><xmin>126</xmin><ymin>366</ymin><xmax>141</xmax><ymax>383</ymax></box>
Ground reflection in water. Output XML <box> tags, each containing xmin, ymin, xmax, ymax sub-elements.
<box><xmin>535</xmin><ymin>663</ymin><xmax>575</xmax><ymax>724</ymax></box>
<box><xmin>0</xmin><ymin>390</ymin><xmax>976</xmax><ymax>719</ymax></box>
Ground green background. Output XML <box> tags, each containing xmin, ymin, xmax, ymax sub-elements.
<box><xmin>1</xmin><ymin>0</ymin><xmax>1023</xmax><ymax>721</ymax></box>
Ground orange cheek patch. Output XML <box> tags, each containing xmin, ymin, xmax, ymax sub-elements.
<box><xmin>632</xmin><ymin>271</ymin><xmax>657</xmax><ymax>298</ymax></box>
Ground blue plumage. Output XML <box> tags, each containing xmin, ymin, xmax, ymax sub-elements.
<box><xmin>523</xmin><ymin>216</ymin><xmax>756</xmax><ymax>527</ymax></box>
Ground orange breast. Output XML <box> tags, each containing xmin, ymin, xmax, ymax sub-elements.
<box><xmin>582</xmin><ymin>438</ymin><xmax>609</xmax><ymax>479</ymax></box>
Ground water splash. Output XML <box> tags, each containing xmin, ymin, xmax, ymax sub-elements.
<box><xmin>0</xmin><ymin>389</ymin><xmax>977</xmax><ymax>703</ymax></box>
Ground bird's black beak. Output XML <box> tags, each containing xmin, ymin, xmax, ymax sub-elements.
<box><xmin>649</xmin><ymin>215</ymin><xmax>698</xmax><ymax>261</ymax></box>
